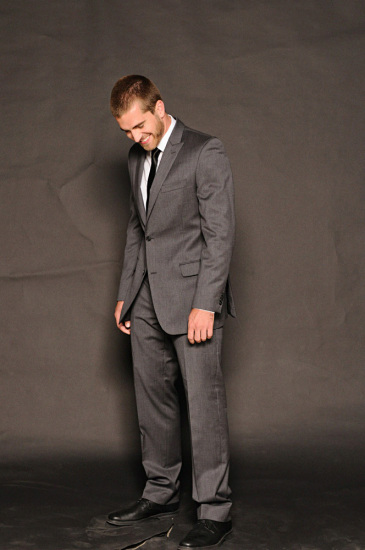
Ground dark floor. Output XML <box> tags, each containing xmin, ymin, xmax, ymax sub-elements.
<box><xmin>1</xmin><ymin>453</ymin><xmax>365</xmax><ymax>550</ymax></box>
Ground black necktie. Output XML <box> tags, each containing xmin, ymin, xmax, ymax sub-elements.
<box><xmin>146</xmin><ymin>148</ymin><xmax>161</xmax><ymax>210</ymax></box>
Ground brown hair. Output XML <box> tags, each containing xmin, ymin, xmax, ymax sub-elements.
<box><xmin>110</xmin><ymin>75</ymin><xmax>162</xmax><ymax>117</ymax></box>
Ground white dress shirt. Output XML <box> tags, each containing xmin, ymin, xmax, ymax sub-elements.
<box><xmin>140</xmin><ymin>115</ymin><xmax>176</xmax><ymax>209</ymax></box>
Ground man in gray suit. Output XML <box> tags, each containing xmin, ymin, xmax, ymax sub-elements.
<box><xmin>107</xmin><ymin>75</ymin><xmax>235</xmax><ymax>549</ymax></box>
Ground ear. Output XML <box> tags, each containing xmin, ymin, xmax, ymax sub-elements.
<box><xmin>154</xmin><ymin>99</ymin><xmax>165</xmax><ymax>118</ymax></box>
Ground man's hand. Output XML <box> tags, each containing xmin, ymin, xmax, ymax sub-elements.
<box><xmin>188</xmin><ymin>308</ymin><xmax>214</xmax><ymax>344</ymax></box>
<box><xmin>114</xmin><ymin>300</ymin><xmax>131</xmax><ymax>335</ymax></box>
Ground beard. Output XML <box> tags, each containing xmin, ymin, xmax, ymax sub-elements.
<box><xmin>139</xmin><ymin>114</ymin><xmax>166</xmax><ymax>150</ymax></box>
<box><xmin>153</xmin><ymin>114</ymin><xmax>165</xmax><ymax>144</ymax></box>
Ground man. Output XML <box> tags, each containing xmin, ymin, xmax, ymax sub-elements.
<box><xmin>108</xmin><ymin>75</ymin><xmax>236</xmax><ymax>549</ymax></box>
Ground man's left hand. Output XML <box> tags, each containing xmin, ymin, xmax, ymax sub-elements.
<box><xmin>188</xmin><ymin>308</ymin><xmax>214</xmax><ymax>344</ymax></box>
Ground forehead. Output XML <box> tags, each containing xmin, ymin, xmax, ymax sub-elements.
<box><xmin>117</xmin><ymin>100</ymin><xmax>152</xmax><ymax>130</ymax></box>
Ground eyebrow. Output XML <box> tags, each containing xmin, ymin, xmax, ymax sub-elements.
<box><xmin>120</xmin><ymin>120</ymin><xmax>146</xmax><ymax>132</ymax></box>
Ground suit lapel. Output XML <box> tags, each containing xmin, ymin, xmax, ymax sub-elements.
<box><xmin>130</xmin><ymin>149</ymin><xmax>146</xmax><ymax>227</ymax></box>
<box><xmin>147</xmin><ymin>119</ymin><xmax>185</xmax><ymax>222</ymax></box>
<box><xmin>135</xmin><ymin>156</ymin><xmax>146</xmax><ymax>226</ymax></box>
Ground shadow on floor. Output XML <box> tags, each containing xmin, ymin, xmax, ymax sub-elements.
<box><xmin>1</xmin><ymin>453</ymin><xmax>365</xmax><ymax>549</ymax></box>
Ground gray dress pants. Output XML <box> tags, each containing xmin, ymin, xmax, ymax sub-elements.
<box><xmin>130</xmin><ymin>276</ymin><xmax>232</xmax><ymax>522</ymax></box>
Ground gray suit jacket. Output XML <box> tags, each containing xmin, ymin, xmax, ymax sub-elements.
<box><xmin>117</xmin><ymin>119</ymin><xmax>236</xmax><ymax>335</ymax></box>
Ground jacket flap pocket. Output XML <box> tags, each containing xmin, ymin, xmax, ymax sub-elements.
<box><xmin>180</xmin><ymin>260</ymin><xmax>201</xmax><ymax>277</ymax></box>
<box><xmin>161</xmin><ymin>178</ymin><xmax>187</xmax><ymax>192</ymax></box>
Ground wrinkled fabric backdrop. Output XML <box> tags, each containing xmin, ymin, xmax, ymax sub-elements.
<box><xmin>1</xmin><ymin>1</ymin><xmax>364</xmax><ymax>474</ymax></box>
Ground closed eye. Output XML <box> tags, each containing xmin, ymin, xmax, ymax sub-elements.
<box><xmin>120</xmin><ymin>123</ymin><xmax>144</xmax><ymax>134</ymax></box>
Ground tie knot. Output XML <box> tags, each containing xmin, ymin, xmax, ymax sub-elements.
<box><xmin>152</xmin><ymin>148</ymin><xmax>160</xmax><ymax>164</ymax></box>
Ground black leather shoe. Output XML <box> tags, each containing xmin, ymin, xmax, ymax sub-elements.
<box><xmin>178</xmin><ymin>519</ymin><xmax>232</xmax><ymax>548</ymax></box>
<box><xmin>107</xmin><ymin>498</ymin><xmax>179</xmax><ymax>525</ymax></box>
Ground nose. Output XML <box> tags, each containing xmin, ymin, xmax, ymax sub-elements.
<box><xmin>130</xmin><ymin>129</ymin><xmax>142</xmax><ymax>142</ymax></box>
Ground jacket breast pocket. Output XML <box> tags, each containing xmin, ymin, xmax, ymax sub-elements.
<box><xmin>180</xmin><ymin>260</ymin><xmax>201</xmax><ymax>277</ymax></box>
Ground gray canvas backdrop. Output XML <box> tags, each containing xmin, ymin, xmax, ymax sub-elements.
<box><xmin>1</xmin><ymin>1</ymin><xmax>364</xmax><ymax>472</ymax></box>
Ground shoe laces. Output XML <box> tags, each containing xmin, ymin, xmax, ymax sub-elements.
<box><xmin>137</xmin><ymin>498</ymin><xmax>150</xmax><ymax>508</ymax></box>
<box><xmin>197</xmin><ymin>519</ymin><xmax>217</xmax><ymax>534</ymax></box>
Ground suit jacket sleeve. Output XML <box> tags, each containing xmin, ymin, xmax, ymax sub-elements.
<box><xmin>117</xmin><ymin>188</ymin><xmax>144</xmax><ymax>302</ymax></box>
<box><xmin>192</xmin><ymin>137</ymin><xmax>235</xmax><ymax>313</ymax></box>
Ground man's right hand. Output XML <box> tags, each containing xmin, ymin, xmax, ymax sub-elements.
<box><xmin>114</xmin><ymin>301</ymin><xmax>131</xmax><ymax>335</ymax></box>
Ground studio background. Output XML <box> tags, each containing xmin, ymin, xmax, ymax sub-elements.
<box><xmin>1</xmin><ymin>0</ymin><xmax>364</xmax><ymax>481</ymax></box>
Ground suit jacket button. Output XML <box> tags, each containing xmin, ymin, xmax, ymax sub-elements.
<box><xmin>146</xmin><ymin>236</ymin><xmax>152</xmax><ymax>242</ymax></box>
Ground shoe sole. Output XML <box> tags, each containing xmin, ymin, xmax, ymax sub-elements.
<box><xmin>177</xmin><ymin>528</ymin><xmax>232</xmax><ymax>549</ymax></box>
<box><xmin>106</xmin><ymin>509</ymin><xmax>179</xmax><ymax>526</ymax></box>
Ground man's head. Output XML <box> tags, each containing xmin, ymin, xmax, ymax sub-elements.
<box><xmin>110</xmin><ymin>74</ymin><xmax>162</xmax><ymax>117</ymax></box>
<box><xmin>110</xmin><ymin>75</ymin><xmax>170</xmax><ymax>151</ymax></box>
